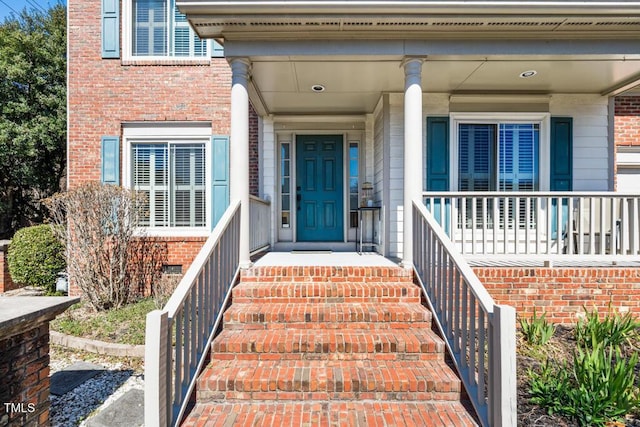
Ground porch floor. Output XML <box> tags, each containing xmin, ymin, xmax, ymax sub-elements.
<box><xmin>253</xmin><ymin>251</ymin><xmax>399</xmax><ymax>267</ymax></box>
<box><xmin>465</xmin><ymin>255</ymin><xmax>640</xmax><ymax>268</ymax></box>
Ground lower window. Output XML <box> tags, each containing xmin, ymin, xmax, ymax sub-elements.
<box><xmin>131</xmin><ymin>142</ymin><xmax>206</xmax><ymax>228</ymax></box>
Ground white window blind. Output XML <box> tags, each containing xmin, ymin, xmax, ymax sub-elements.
<box><xmin>132</xmin><ymin>0</ymin><xmax>207</xmax><ymax>57</ymax></box>
<box><xmin>132</xmin><ymin>142</ymin><xmax>206</xmax><ymax>227</ymax></box>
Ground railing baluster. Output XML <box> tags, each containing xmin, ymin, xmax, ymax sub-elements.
<box><xmin>469</xmin><ymin>296</ymin><xmax>477</xmax><ymax>386</ymax></box>
<box><xmin>461</xmin><ymin>284</ymin><xmax>468</xmax><ymax>370</ymax></box>
<box><xmin>492</xmin><ymin>197</ymin><xmax>498</xmax><ymax>255</ymax></box>
<box><xmin>461</xmin><ymin>197</ymin><xmax>467</xmax><ymax>254</ymax></box>
<box><xmin>472</xmin><ymin>196</ymin><xmax>477</xmax><ymax>254</ymax></box>
<box><xmin>525</xmin><ymin>197</ymin><xmax>531</xmax><ymax>255</ymax></box>
<box><xmin>514</xmin><ymin>196</ymin><xmax>520</xmax><ymax>255</ymax></box>
<box><xmin>478</xmin><ymin>310</ymin><xmax>486</xmax><ymax>405</ymax></box>
<box><xmin>633</xmin><ymin>198</ymin><xmax>639</xmax><ymax>255</ymax></box>
<box><xmin>447</xmin><ymin>256</ymin><xmax>454</xmax><ymax>338</ymax></box>
<box><xmin>482</xmin><ymin>197</ymin><xmax>488</xmax><ymax>254</ymax></box>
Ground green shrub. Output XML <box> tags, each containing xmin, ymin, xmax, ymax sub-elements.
<box><xmin>519</xmin><ymin>308</ymin><xmax>556</xmax><ymax>346</ymax></box>
<box><xmin>575</xmin><ymin>305</ymin><xmax>640</xmax><ymax>349</ymax></box>
<box><xmin>7</xmin><ymin>224</ymin><xmax>66</xmax><ymax>293</ymax></box>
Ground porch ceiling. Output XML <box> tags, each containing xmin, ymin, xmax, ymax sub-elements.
<box><xmin>249</xmin><ymin>56</ymin><xmax>640</xmax><ymax>115</ymax></box>
<box><xmin>177</xmin><ymin>0</ymin><xmax>640</xmax><ymax>115</ymax></box>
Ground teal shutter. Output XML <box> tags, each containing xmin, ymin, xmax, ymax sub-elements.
<box><xmin>101</xmin><ymin>136</ymin><xmax>120</xmax><ymax>185</ymax></box>
<box><xmin>550</xmin><ymin>117</ymin><xmax>573</xmax><ymax>191</ymax></box>
<box><xmin>211</xmin><ymin>136</ymin><xmax>230</xmax><ymax>226</ymax></box>
<box><xmin>426</xmin><ymin>116</ymin><xmax>450</xmax><ymax>191</ymax></box>
<box><xmin>101</xmin><ymin>0</ymin><xmax>120</xmax><ymax>58</ymax></box>
<box><xmin>426</xmin><ymin>117</ymin><xmax>450</xmax><ymax>232</ymax></box>
<box><xmin>550</xmin><ymin>117</ymin><xmax>573</xmax><ymax>238</ymax></box>
<box><xmin>211</xmin><ymin>40</ymin><xmax>224</xmax><ymax>58</ymax></box>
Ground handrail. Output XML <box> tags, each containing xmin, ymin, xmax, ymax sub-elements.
<box><xmin>413</xmin><ymin>199</ymin><xmax>517</xmax><ymax>427</ymax></box>
<box><xmin>249</xmin><ymin>195</ymin><xmax>271</xmax><ymax>254</ymax></box>
<box><xmin>145</xmin><ymin>200</ymin><xmax>241</xmax><ymax>427</ymax></box>
<box><xmin>423</xmin><ymin>191</ymin><xmax>640</xmax><ymax>258</ymax></box>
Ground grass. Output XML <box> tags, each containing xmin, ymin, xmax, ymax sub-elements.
<box><xmin>51</xmin><ymin>298</ymin><xmax>156</xmax><ymax>346</ymax></box>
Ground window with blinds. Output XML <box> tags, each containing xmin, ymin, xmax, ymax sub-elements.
<box><xmin>458</xmin><ymin>122</ymin><xmax>540</xmax><ymax>228</ymax></box>
<box><xmin>132</xmin><ymin>0</ymin><xmax>207</xmax><ymax>57</ymax></box>
<box><xmin>132</xmin><ymin>142</ymin><xmax>206</xmax><ymax>227</ymax></box>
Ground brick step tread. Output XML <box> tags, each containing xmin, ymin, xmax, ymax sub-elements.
<box><xmin>233</xmin><ymin>281</ymin><xmax>421</xmax><ymax>303</ymax></box>
<box><xmin>197</xmin><ymin>359</ymin><xmax>461</xmax><ymax>399</ymax></box>
<box><xmin>241</xmin><ymin>266</ymin><xmax>414</xmax><ymax>282</ymax></box>
<box><xmin>182</xmin><ymin>401</ymin><xmax>479</xmax><ymax>426</ymax></box>
<box><xmin>211</xmin><ymin>328</ymin><xmax>445</xmax><ymax>360</ymax></box>
<box><xmin>223</xmin><ymin>303</ymin><xmax>432</xmax><ymax>326</ymax></box>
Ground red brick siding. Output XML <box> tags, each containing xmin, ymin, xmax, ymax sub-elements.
<box><xmin>474</xmin><ymin>267</ymin><xmax>640</xmax><ymax>324</ymax></box>
<box><xmin>0</xmin><ymin>245</ymin><xmax>17</xmax><ymax>293</ymax></box>
<box><xmin>0</xmin><ymin>324</ymin><xmax>50</xmax><ymax>426</ymax></box>
<box><xmin>615</xmin><ymin>96</ymin><xmax>640</xmax><ymax>147</ymax></box>
<box><xmin>68</xmin><ymin>1</ymin><xmax>259</xmax><ymax>294</ymax></box>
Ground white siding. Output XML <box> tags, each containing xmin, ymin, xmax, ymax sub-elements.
<box><xmin>388</xmin><ymin>94</ymin><xmax>404</xmax><ymax>259</ymax></box>
<box><xmin>550</xmin><ymin>94</ymin><xmax>612</xmax><ymax>191</ymax></box>
<box><xmin>373</xmin><ymin>98</ymin><xmax>386</xmax><ymax>255</ymax></box>
<box><xmin>261</xmin><ymin>117</ymin><xmax>277</xmax><ymax>245</ymax></box>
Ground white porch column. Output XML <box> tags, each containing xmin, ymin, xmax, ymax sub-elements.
<box><xmin>402</xmin><ymin>58</ymin><xmax>424</xmax><ymax>267</ymax></box>
<box><xmin>230</xmin><ymin>57</ymin><xmax>252</xmax><ymax>268</ymax></box>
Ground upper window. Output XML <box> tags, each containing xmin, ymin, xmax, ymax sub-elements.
<box><xmin>129</xmin><ymin>0</ymin><xmax>208</xmax><ymax>58</ymax></box>
<box><xmin>458</xmin><ymin>123</ymin><xmax>539</xmax><ymax>192</ymax></box>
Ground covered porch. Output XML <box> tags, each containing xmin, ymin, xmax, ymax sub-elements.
<box><xmin>178</xmin><ymin>0</ymin><xmax>640</xmax><ymax>267</ymax></box>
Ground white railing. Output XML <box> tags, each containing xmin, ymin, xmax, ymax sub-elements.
<box><xmin>424</xmin><ymin>192</ymin><xmax>640</xmax><ymax>259</ymax></box>
<box><xmin>250</xmin><ymin>195</ymin><xmax>271</xmax><ymax>253</ymax></box>
<box><xmin>145</xmin><ymin>200</ymin><xmax>241</xmax><ymax>427</ymax></box>
<box><xmin>413</xmin><ymin>200</ymin><xmax>517</xmax><ymax>427</ymax></box>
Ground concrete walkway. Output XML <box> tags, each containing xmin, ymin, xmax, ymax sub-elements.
<box><xmin>254</xmin><ymin>251</ymin><xmax>399</xmax><ymax>267</ymax></box>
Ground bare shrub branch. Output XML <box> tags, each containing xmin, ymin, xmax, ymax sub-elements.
<box><xmin>45</xmin><ymin>183</ymin><xmax>166</xmax><ymax>311</ymax></box>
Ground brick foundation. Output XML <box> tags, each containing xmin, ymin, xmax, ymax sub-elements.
<box><xmin>474</xmin><ymin>266</ymin><xmax>640</xmax><ymax>324</ymax></box>
<box><xmin>0</xmin><ymin>241</ymin><xmax>17</xmax><ymax>293</ymax></box>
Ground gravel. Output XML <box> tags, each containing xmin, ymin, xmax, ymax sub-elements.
<box><xmin>49</xmin><ymin>351</ymin><xmax>144</xmax><ymax>427</ymax></box>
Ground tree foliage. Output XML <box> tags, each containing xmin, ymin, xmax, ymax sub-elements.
<box><xmin>0</xmin><ymin>5</ymin><xmax>66</xmax><ymax>238</ymax></box>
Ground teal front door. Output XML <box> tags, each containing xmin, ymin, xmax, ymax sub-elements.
<box><xmin>296</xmin><ymin>135</ymin><xmax>344</xmax><ymax>242</ymax></box>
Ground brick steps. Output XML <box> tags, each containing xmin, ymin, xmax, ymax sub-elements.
<box><xmin>197</xmin><ymin>359</ymin><xmax>462</xmax><ymax>402</ymax></box>
<box><xmin>211</xmin><ymin>328</ymin><xmax>445</xmax><ymax>361</ymax></box>
<box><xmin>240</xmin><ymin>266</ymin><xmax>414</xmax><ymax>283</ymax></box>
<box><xmin>232</xmin><ymin>281</ymin><xmax>421</xmax><ymax>303</ymax></box>
<box><xmin>182</xmin><ymin>264</ymin><xmax>478</xmax><ymax>426</ymax></box>
<box><xmin>182</xmin><ymin>401</ymin><xmax>478</xmax><ymax>427</ymax></box>
<box><xmin>223</xmin><ymin>303</ymin><xmax>432</xmax><ymax>329</ymax></box>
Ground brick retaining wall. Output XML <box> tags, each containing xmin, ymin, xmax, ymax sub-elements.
<box><xmin>474</xmin><ymin>266</ymin><xmax>640</xmax><ymax>324</ymax></box>
<box><xmin>0</xmin><ymin>241</ymin><xmax>17</xmax><ymax>293</ymax></box>
<box><xmin>0</xmin><ymin>298</ymin><xmax>77</xmax><ymax>427</ymax></box>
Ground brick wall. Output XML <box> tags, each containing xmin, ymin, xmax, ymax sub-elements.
<box><xmin>68</xmin><ymin>0</ymin><xmax>260</xmax><ymax>293</ymax></box>
<box><xmin>615</xmin><ymin>96</ymin><xmax>640</xmax><ymax>147</ymax></box>
<box><xmin>0</xmin><ymin>324</ymin><xmax>50</xmax><ymax>426</ymax></box>
<box><xmin>0</xmin><ymin>242</ymin><xmax>17</xmax><ymax>293</ymax></box>
<box><xmin>474</xmin><ymin>266</ymin><xmax>640</xmax><ymax>324</ymax></box>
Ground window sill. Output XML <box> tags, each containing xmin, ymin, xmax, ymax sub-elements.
<box><xmin>134</xmin><ymin>227</ymin><xmax>211</xmax><ymax>238</ymax></box>
<box><xmin>121</xmin><ymin>58</ymin><xmax>213</xmax><ymax>67</ymax></box>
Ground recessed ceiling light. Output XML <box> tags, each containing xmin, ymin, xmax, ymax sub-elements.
<box><xmin>519</xmin><ymin>70</ymin><xmax>537</xmax><ymax>78</ymax></box>
<box><xmin>311</xmin><ymin>84</ymin><xmax>325</xmax><ymax>93</ymax></box>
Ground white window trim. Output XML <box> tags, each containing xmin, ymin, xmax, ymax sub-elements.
<box><xmin>450</xmin><ymin>112</ymin><xmax>551</xmax><ymax>192</ymax></box>
<box><xmin>123</xmin><ymin>123</ymin><xmax>212</xmax><ymax>237</ymax></box>
<box><xmin>122</xmin><ymin>0</ymin><xmax>211</xmax><ymax>62</ymax></box>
